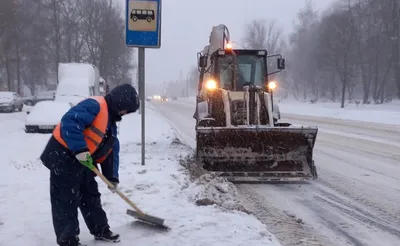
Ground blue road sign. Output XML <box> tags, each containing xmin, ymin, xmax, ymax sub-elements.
<box><xmin>126</xmin><ymin>0</ymin><xmax>161</xmax><ymax>48</ymax></box>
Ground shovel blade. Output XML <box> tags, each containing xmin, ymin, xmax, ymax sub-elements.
<box><xmin>126</xmin><ymin>209</ymin><xmax>169</xmax><ymax>230</ymax></box>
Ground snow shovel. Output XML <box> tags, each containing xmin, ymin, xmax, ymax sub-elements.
<box><xmin>90</xmin><ymin>166</ymin><xmax>168</xmax><ymax>229</ymax></box>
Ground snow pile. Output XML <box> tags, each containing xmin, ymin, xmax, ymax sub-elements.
<box><xmin>186</xmin><ymin>174</ymin><xmax>248</xmax><ymax>213</ymax></box>
<box><xmin>178</xmin><ymin>154</ymin><xmax>248</xmax><ymax>213</ymax></box>
<box><xmin>0</xmin><ymin>107</ymin><xmax>281</xmax><ymax>246</ymax></box>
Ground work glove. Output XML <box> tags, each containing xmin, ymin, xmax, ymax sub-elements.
<box><xmin>108</xmin><ymin>181</ymin><xmax>118</xmax><ymax>193</ymax></box>
<box><xmin>75</xmin><ymin>151</ymin><xmax>95</xmax><ymax>170</ymax></box>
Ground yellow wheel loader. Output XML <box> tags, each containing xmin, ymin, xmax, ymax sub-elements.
<box><xmin>194</xmin><ymin>25</ymin><xmax>318</xmax><ymax>183</ymax></box>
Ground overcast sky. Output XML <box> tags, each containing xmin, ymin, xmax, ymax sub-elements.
<box><xmin>120</xmin><ymin>0</ymin><xmax>335</xmax><ymax>87</ymax></box>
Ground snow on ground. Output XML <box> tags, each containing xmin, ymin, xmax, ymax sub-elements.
<box><xmin>278</xmin><ymin>99</ymin><xmax>400</xmax><ymax>125</ymax></box>
<box><xmin>154</xmin><ymin>100</ymin><xmax>400</xmax><ymax>246</ymax></box>
<box><xmin>185</xmin><ymin>173</ymin><xmax>248</xmax><ymax>213</ymax></box>
<box><xmin>0</xmin><ymin>107</ymin><xmax>280</xmax><ymax>246</ymax></box>
<box><xmin>174</xmin><ymin>97</ymin><xmax>400</xmax><ymax>125</ymax></box>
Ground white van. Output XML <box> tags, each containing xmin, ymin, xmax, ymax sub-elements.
<box><xmin>55</xmin><ymin>63</ymin><xmax>101</xmax><ymax>105</ymax></box>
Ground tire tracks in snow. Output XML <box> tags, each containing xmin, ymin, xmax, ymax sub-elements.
<box><xmin>240</xmin><ymin>180</ymin><xmax>400</xmax><ymax>246</ymax></box>
<box><xmin>153</xmin><ymin>101</ymin><xmax>400</xmax><ymax>246</ymax></box>
<box><xmin>282</xmin><ymin>113</ymin><xmax>400</xmax><ymax>144</ymax></box>
<box><xmin>237</xmin><ymin>184</ymin><xmax>331</xmax><ymax>246</ymax></box>
<box><xmin>315</xmin><ymin>137</ymin><xmax>400</xmax><ymax>182</ymax></box>
<box><xmin>312</xmin><ymin>189</ymin><xmax>400</xmax><ymax>237</ymax></box>
<box><xmin>308</xmin><ymin>184</ymin><xmax>400</xmax><ymax>245</ymax></box>
<box><xmin>237</xmin><ymin>115</ymin><xmax>400</xmax><ymax>246</ymax></box>
<box><xmin>241</xmin><ymin>120</ymin><xmax>400</xmax><ymax>245</ymax></box>
<box><xmin>314</xmin><ymin>150</ymin><xmax>400</xmax><ymax>229</ymax></box>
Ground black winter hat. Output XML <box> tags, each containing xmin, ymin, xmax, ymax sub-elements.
<box><xmin>105</xmin><ymin>84</ymin><xmax>140</xmax><ymax>119</ymax></box>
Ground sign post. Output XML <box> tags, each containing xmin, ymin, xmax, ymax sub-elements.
<box><xmin>126</xmin><ymin>0</ymin><xmax>161</xmax><ymax>166</ymax></box>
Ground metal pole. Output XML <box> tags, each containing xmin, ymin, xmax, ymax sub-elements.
<box><xmin>137</xmin><ymin>66</ymin><xmax>141</xmax><ymax>115</ymax></box>
<box><xmin>138</xmin><ymin>47</ymin><xmax>145</xmax><ymax>165</ymax></box>
<box><xmin>186</xmin><ymin>75</ymin><xmax>189</xmax><ymax>98</ymax></box>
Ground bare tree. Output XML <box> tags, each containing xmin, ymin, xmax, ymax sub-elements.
<box><xmin>243</xmin><ymin>19</ymin><xmax>285</xmax><ymax>54</ymax></box>
<box><xmin>320</xmin><ymin>5</ymin><xmax>359</xmax><ymax>107</ymax></box>
<box><xmin>385</xmin><ymin>0</ymin><xmax>400</xmax><ymax>99</ymax></box>
<box><xmin>188</xmin><ymin>67</ymin><xmax>200</xmax><ymax>93</ymax></box>
<box><xmin>0</xmin><ymin>0</ymin><xmax>134</xmax><ymax>94</ymax></box>
<box><xmin>77</xmin><ymin>0</ymin><xmax>134</xmax><ymax>85</ymax></box>
<box><xmin>60</xmin><ymin>1</ymin><xmax>85</xmax><ymax>63</ymax></box>
<box><xmin>287</xmin><ymin>0</ymin><xmax>320</xmax><ymax>100</ymax></box>
<box><xmin>286</xmin><ymin>0</ymin><xmax>400</xmax><ymax>105</ymax></box>
<box><xmin>0</xmin><ymin>0</ymin><xmax>18</xmax><ymax>90</ymax></box>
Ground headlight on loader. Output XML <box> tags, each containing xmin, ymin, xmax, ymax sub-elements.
<box><xmin>205</xmin><ymin>80</ymin><xmax>217</xmax><ymax>90</ymax></box>
<box><xmin>268</xmin><ymin>81</ymin><xmax>277</xmax><ymax>90</ymax></box>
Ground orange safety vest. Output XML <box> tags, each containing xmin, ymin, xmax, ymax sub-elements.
<box><xmin>53</xmin><ymin>96</ymin><xmax>112</xmax><ymax>163</ymax></box>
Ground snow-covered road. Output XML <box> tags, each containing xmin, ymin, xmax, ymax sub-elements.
<box><xmin>0</xmin><ymin>108</ymin><xmax>281</xmax><ymax>246</ymax></box>
<box><xmin>153</xmin><ymin>100</ymin><xmax>400</xmax><ymax>246</ymax></box>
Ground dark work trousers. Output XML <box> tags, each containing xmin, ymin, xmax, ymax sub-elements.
<box><xmin>41</xmin><ymin>137</ymin><xmax>110</xmax><ymax>245</ymax></box>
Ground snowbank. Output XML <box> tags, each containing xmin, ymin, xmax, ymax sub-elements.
<box><xmin>0</xmin><ymin>108</ymin><xmax>280</xmax><ymax>246</ymax></box>
<box><xmin>176</xmin><ymin>96</ymin><xmax>400</xmax><ymax>125</ymax></box>
<box><xmin>179</xmin><ymin>154</ymin><xmax>248</xmax><ymax>213</ymax></box>
<box><xmin>279</xmin><ymin>100</ymin><xmax>400</xmax><ymax>125</ymax></box>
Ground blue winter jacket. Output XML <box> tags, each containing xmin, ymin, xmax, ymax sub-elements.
<box><xmin>59</xmin><ymin>98</ymin><xmax>120</xmax><ymax>181</ymax></box>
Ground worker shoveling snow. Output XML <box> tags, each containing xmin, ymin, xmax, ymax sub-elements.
<box><xmin>0</xmin><ymin>106</ymin><xmax>281</xmax><ymax>246</ymax></box>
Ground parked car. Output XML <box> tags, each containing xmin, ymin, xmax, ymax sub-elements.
<box><xmin>172</xmin><ymin>97</ymin><xmax>178</xmax><ymax>100</ymax></box>
<box><xmin>25</xmin><ymin>101</ymin><xmax>72</xmax><ymax>133</ymax></box>
<box><xmin>0</xmin><ymin>91</ymin><xmax>24</xmax><ymax>112</ymax></box>
<box><xmin>23</xmin><ymin>90</ymin><xmax>56</xmax><ymax>106</ymax></box>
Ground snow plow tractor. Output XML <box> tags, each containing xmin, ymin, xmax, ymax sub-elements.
<box><xmin>193</xmin><ymin>24</ymin><xmax>318</xmax><ymax>183</ymax></box>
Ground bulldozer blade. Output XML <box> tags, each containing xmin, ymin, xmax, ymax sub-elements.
<box><xmin>196</xmin><ymin>126</ymin><xmax>318</xmax><ymax>183</ymax></box>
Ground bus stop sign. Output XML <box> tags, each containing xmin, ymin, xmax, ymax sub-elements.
<box><xmin>125</xmin><ymin>0</ymin><xmax>162</xmax><ymax>48</ymax></box>
<box><xmin>125</xmin><ymin>0</ymin><xmax>162</xmax><ymax>166</ymax></box>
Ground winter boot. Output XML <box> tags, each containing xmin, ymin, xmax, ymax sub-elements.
<box><xmin>59</xmin><ymin>236</ymin><xmax>84</xmax><ymax>246</ymax></box>
<box><xmin>59</xmin><ymin>241</ymin><xmax>86</xmax><ymax>246</ymax></box>
<box><xmin>94</xmin><ymin>229</ymin><xmax>120</xmax><ymax>243</ymax></box>
<box><xmin>59</xmin><ymin>244</ymin><xmax>85</xmax><ymax>246</ymax></box>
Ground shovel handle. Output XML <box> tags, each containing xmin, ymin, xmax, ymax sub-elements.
<box><xmin>91</xmin><ymin>167</ymin><xmax>145</xmax><ymax>216</ymax></box>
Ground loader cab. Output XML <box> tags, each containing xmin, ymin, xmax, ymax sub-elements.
<box><xmin>198</xmin><ymin>49</ymin><xmax>285</xmax><ymax>93</ymax></box>
<box><xmin>207</xmin><ymin>49</ymin><xmax>286</xmax><ymax>92</ymax></box>
<box><xmin>214</xmin><ymin>49</ymin><xmax>268</xmax><ymax>91</ymax></box>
